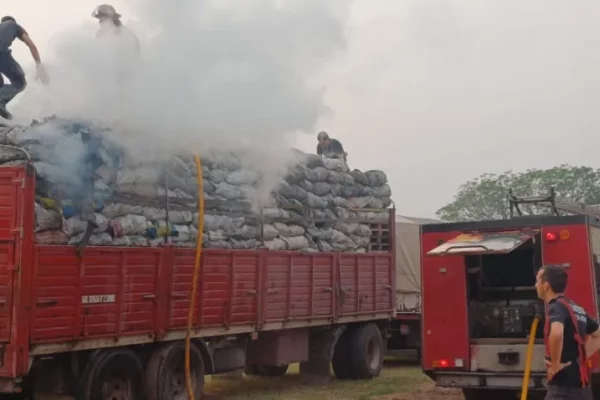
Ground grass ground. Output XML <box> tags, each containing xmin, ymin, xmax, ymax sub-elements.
<box><xmin>205</xmin><ymin>361</ymin><xmax>431</xmax><ymax>400</ymax></box>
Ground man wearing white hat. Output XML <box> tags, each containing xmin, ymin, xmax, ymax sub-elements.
<box><xmin>91</xmin><ymin>4</ymin><xmax>141</xmax><ymax>116</ymax></box>
<box><xmin>92</xmin><ymin>5</ymin><xmax>139</xmax><ymax>47</ymax></box>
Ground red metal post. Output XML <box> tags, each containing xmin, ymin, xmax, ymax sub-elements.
<box><xmin>75</xmin><ymin>253</ymin><xmax>84</xmax><ymax>339</ymax></box>
<box><xmin>155</xmin><ymin>250</ymin><xmax>167</xmax><ymax>339</ymax></box>
<box><xmin>196</xmin><ymin>250</ymin><xmax>205</xmax><ymax>329</ymax></box>
<box><xmin>116</xmin><ymin>252</ymin><xmax>125</xmax><ymax>337</ymax></box>
<box><xmin>286</xmin><ymin>254</ymin><xmax>293</xmax><ymax>321</ymax></box>
<box><xmin>14</xmin><ymin>167</ymin><xmax>35</xmax><ymax>375</ymax></box>
<box><xmin>372</xmin><ymin>256</ymin><xmax>376</xmax><ymax>314</ymax></box>
<box><xmin>226</xmin><ymin>252</ymin><xmax>235</xmax><ymax>329</ymax></box>
<box><xmin>333</xmin><ymin>253</ymin><xmax>339</xmax><ymax>321</ymax></box>
<box><xmin>309</xmin><ymin>256</ymin><xmax>314</xmax><ymax>321</ymax></box>
<box><xmin>389</xmin><ymin>209</ymin><xmax>396</xmax><ymax>311</ymax></box>
<box><xmin>258</xmin><ymin>249</ymin><xmax>268</xmax><ymax>328</ymax></box>
<box><xmin>355</xmin><ymin>255</ymin><xmax>359</xmax><ymax>314</ymax></box>
<box><xmin>162</xmin><ymin>246</ymin><xmax>175</xmax><ymax>330</ymax></box>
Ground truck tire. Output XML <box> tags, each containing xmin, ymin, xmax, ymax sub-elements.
<box><xmin>462</xmin><ymin>388</ymin><xmax>520</xmax><ymax>399</ymax></box>
<box><xmin>78</xmin><ymin>349</ymin><xmax>144</xmax><ymax>400</ymax></box>
<box><xmin>332</xmin><ymin>328</ymin><xmax>354</xmax><ymax>379</ymax></box>
<box><xmin>349</xmin><ymin>323</ymin><xmax>384</xmax><ymax>380</ymax></box>
<box><xmin>145</xmin><ymin>342</ymin><xmax>205</xmax><ymax>400</ymax></box>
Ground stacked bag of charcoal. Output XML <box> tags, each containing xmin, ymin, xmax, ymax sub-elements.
<box><xmin>0</xmin><ymin>117</ymin><xmax>392</xmax><ymax>252</ymax></box>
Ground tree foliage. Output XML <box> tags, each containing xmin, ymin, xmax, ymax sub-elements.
<box><xmin>436</xmin><ymin>165</ymin><xmax>600</xmax><ymax>222</ymax></box>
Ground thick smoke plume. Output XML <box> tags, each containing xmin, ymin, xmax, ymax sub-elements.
<box><xmin>11</xmin><ymin>0</ymin><xmax>350</xmax><ymax>207</ymax></box>
<box><xmin>14</xmin><ymin>0</ymin><xmax>349</xmax><ymax>152</ymax></box>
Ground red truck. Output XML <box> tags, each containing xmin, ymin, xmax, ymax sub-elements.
<box><xmin>0</xmin><ymin>165</ymin><xmax>396</xmax><ymax>399</ymax></box>
<box><xmin>420</xmin><ymin>192</ymin><xmax>600</xmax><ymax>399</ymax></box>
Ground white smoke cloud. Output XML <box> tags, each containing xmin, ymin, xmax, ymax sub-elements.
<box><xmin>9</xmin><ymin>0</ymin><xmax>351</xmax><ymax>209</ymax></box>
<box><xmin>13</xmin><ymin>0</ymin><xmax>350</xmax><ymax>155</ymax></box>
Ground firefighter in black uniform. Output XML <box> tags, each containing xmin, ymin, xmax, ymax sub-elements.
<box><xmin>535</xmin><ymin>265</ymin><xmax>600</xmax><ymax>399</ymax></box>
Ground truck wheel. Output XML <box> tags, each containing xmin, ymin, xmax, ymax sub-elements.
<box><xmin>145</xmin><ymin>342</ymin><xmax>205</xmax><ymax>400</ymax></box>
<box><xmin>462</xmin><ymin>388</ymin><xmax>519</xmax><ymax>399</ymax></box>
<box><xmin>78</xmin><ymin>349</ymin><xmax>144</xmax><ymax>400</ymax></box>
<box><xmin>350</xmin><ymin>323</ymin><xmax>384</xmax><ymax>380</ymax></box>
<box><xmin>332</xmin><ymin>328</ymin><xmax>354</xmax><ymax>379</ymax></box>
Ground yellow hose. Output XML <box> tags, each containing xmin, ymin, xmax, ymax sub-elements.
<box><xmin>521</xmin><ymin>316</ymin><xmax>540</xmax><ymax>400</ymax></box>
<box><xmin>186</xmin><ymin>155</ymin><xmax>205</xmax><ymax>400</ymax></box>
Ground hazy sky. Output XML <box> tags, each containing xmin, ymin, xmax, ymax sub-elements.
<box><xmin>6</xmin><ymin>1</ymin><xmax>600</xmax><ymax>218</ymax></box>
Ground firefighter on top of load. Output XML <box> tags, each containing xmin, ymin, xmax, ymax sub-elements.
<box><xmin>92</xmin><ymin>4</ymin><xmax>140</xmax><ymax>51</ymax></box>
<box><xmin>91</xmin><ymin>4</ymin><xmax>141</xmax><ymax>75</ymax></box>
<box><xmin>0</xmin><ymin>16</ymin><xmax>49</xmax><ymax>121</ymax></box>
<box><xmin>316</xmin><ymin>131</ymin><xmax>347</xmax><ymax>161</ymax></box>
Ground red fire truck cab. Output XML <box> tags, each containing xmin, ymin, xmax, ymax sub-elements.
<box><xmin>421</xmin><ymin>213</ymin><xmax>600</xmax><ymax>399</ymax></box>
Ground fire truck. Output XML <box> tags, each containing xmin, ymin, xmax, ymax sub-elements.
<box><xmin>0</xmin><ymin>163</ymin><xmax>396</xmax><ymax>399</ymax></box>
<box><xmin>420</xmin><ymin>190</ymin><xmax>600</xmax><ymax>399</ymax></box>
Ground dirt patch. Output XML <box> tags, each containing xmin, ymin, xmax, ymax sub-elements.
<box><xmin>374</xmin><ymin>383</ymin><xmax>463</xmax><ymax>400</ymax></box>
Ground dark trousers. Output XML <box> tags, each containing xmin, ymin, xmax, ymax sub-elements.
<box><xmin>545</xmin><ymin>386</ymin><xmax>593</xmax><ymax>400</ymax></box>
<box><xmin>0</xmin><ymin>51</ymin><xmax>27</xmax><ymax>106</ymax></box>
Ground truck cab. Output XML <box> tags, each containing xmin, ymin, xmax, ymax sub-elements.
<box><xmin>420</xmin><ymin>212</ymin><xmax>600</xmax><ymax>399</ymax></box>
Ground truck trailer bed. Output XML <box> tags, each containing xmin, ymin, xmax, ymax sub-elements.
<box><xmin>26</xmin><ymin>246</ymin><xmax>394</xmax><ymax>352</ymax></box>
<box><xmin>0</xmin><ymin>165</ymin><xmax>395</xmax><ymax>381</ymax></box>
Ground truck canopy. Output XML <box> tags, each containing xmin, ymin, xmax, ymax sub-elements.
<box><xmin>395</xmin><ymin>215</ymin><xmax>440</xmax><ymax>313</ymax></box>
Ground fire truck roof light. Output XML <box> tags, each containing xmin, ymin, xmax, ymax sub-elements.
<box><xmin>545</xmin><ymin>232</ymin><xmax>557</xmax><ymax>242</ymax></box>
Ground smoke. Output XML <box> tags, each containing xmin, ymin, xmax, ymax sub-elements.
<box><xmin>14</xmin><ymin>0</ymin><xmax>350</xmax><ymax>153</ymax></box>
<box><xmin>9</xmin><ymin>0</ymin><xmax>351</xmax><ymax>209</ymax></box>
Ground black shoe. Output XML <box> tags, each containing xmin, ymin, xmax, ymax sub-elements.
<box><xmin>0</xmin><ymin>104</ymin><xmax>13</xmax><ymax>120</ymax></box>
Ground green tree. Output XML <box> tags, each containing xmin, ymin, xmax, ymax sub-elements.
<box><xmin>436</xmin><ymin>165</ymin><xmax>600</xmax><ymax>222</ymax></box>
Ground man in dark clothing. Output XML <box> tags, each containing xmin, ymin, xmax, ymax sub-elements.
<box><xmin>0</xmin><ymin>16</ymin><xmax>49</xmax><ymax>120</ymax></box>
<box><xmin>535</xmin><ymin>264</ymin><xmax>600</xmax><ymax>399</ymax></box>
<box><xmin>316</xmin><ymin>131</ymin><xmax>346</xmax><ymax>161</ymax></box>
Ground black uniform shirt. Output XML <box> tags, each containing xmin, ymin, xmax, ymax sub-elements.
<box><xmin>547</xmin><ymin>296</ymin><xmax>599</xmax><ymax>387</ymax></box>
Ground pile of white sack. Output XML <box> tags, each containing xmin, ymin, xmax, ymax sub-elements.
<box><xmin>0</xmin><ymin>117</ymin><xmax>392</xmax><ymax>252</ymax></box>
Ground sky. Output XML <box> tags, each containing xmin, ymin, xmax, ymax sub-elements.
<box><xmin>5</xmin><ymin>0</ymin><xmax>600</xmax><ymax>218</ymax></box>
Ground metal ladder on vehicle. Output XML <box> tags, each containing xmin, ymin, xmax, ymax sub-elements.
<box><xmin>508</xmin><ymin>187</ymin><xmax>600</xmax><ymax>219</ymax></box>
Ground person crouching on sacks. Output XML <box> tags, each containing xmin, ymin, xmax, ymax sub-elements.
<box><xmin>316</xmin><ymin>131</ymin><xmax>347</xmax><ymax>162</ymax></box>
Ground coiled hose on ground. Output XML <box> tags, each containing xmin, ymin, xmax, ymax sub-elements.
<box><xmin>186</xmin><ymin>155</ymin><xmax>205</xmax><ymax>400</ymax></box>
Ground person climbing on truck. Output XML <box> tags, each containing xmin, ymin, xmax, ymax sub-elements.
<box><xmin>535</xmin><ymin>264</ymin><xmax>600</xmax><ymax>400</ymax></box>
<box><xmin>316</xmin><ymin>131</ymin><xmax>347</xmax><ymax>161</ymax></box>
<box><xmin>0</xmin><ymin>16</ymin><xmax>49</xmax><ymax>121</ymax></box>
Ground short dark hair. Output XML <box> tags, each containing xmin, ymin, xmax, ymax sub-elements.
<box><xmin>540</xmin><ymin>265</ymin><xmax>568</xmax><ymax>293</ymax></box>
<box><xmin>1</xmin><ymin>16</ymin><xmax>16</xmax><ymax>23</ymax></box>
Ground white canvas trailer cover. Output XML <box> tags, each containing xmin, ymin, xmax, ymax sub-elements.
<box><xmin>395</xmin><ymin>215</ymin><xmax>440</xmax><ymax>314</ymax></box>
